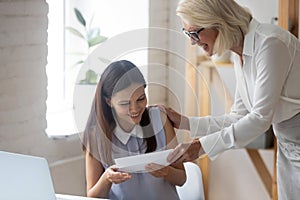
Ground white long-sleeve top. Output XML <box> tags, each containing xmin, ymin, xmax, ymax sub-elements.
<box><xmin>190</xmin><ymin>18</ymin><xmax>300</xmax><ymax>159</ymax></box>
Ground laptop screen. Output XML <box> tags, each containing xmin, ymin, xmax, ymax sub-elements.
<box><xmin>0</xmin><ymin>151</ymin><xmax>56</xmax><ymax>200</ymax></box>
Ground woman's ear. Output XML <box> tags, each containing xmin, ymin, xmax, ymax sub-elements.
<box><xmin>105</xmin><ymin>97</ymin><xmax>112</xmax><ymax>107</ymax></box>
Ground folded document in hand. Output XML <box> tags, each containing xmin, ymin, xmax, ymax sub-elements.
<box><xmin>114</xmin><ymin>149</ymin><xmax>173</xmax><ymax>173</ymax></box>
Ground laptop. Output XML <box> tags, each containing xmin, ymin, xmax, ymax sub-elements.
<box><xmin>0</xmin><ymin>151</ymin><xmax>57</xmax><ymax>200</ymax></box>
<box><xmin>0</xmin><ymin>151</ymin><xmax>104</xmax><ymax>200</ymax></box>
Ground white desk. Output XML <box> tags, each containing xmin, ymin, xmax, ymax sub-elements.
<box><xmin>56</xmin><ymin>194</ymin><xmax>109</xmax><ymax>200</ymax></box>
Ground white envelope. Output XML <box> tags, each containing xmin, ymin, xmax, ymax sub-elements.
<box><xmin>114</xmin><ymin>149</ymin><xmax>173</xmax><ymax>173</ymax></box>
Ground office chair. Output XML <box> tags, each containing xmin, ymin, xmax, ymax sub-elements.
<box><xmin>176</xmin><ymin>162</ymin><xmax>205</xmax><ymax>200</ymax></box>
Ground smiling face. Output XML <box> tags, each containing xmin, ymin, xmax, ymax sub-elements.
<box><xmin>107</xmin><ymin>83</ymin><xmax>147</xmax><ymax>132</ymax></box>
<box><xmin>182</xmin><ymin>21</ymin><xmax>218</xmax><ymax>56</ymax></box>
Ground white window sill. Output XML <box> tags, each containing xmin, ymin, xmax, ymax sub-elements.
<box><xmin>46</xmin><ymin>106</ymin><xmax>80</xmax><ymax>139</ymax></box>
<box><xmin>46</xmin><ymin>84</ymin><xmax>96</xmax><ymax>139</ymax></box>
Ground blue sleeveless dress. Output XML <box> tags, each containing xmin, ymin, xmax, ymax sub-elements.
<box><xmin>106</xmin><ymin>107</ymin><xmax>180</xmax><ymax>200</ymax></box>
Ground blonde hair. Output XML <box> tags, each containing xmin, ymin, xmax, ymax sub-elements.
<box><xmin>176</xmin><ymin>0</ymin><xmax>252</xmax><ymax>55</ymax></box>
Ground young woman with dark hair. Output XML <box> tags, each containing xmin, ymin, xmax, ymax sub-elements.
<box><xmin>82</xmin><ymin>60</ymin><xmax>186</xmax><ymax>199</ymax></box>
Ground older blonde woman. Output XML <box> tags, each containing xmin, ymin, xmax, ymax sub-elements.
<box><xmin>164</xmin><ymin>0</ymin><xmax>300</xmax><ymax>199</ymax></box>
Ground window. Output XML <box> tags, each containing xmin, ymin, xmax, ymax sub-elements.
<box><xmin>46</xmin><ymin>0</ymin><xmax>149</xmax><ymax>138</ymax></box>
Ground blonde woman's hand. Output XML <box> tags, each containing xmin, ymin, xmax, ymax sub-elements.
<box><xmin>105</xmin><ymin>165</ymin><xmax>132</xmax><ymax>184</ymax></box>
<box><xmin>148</xmin><ymin>104</ymin><xmax>190</xmax><ymax>130</ymax></box>
<box><xmin>145</xmin><ymin>163</ymin><xmax>170</xmax><ymax>178</ymax></box>
<box><xmin>167</xmin><ymin>139</ymin><xmax>204</xmax><ymax>164</ymax></box>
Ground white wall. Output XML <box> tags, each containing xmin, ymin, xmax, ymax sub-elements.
<box><xmin>236</xmin><ymin>0</ymin><xmax>278</xmax><ymax>24</ymax></box>
<box><xmin>0</xmin><ymin>0</ymin><xmax>85</xmax><ymax>196</ymax></box>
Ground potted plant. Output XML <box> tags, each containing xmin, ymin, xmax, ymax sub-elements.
<box><xmin>66</xmin><ymin>8</ymin><xmax>107</xmax><ymax>84</ymax></box>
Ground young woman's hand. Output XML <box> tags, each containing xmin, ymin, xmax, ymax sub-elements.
<box><xmin>105</xmin><ymin>165</ymin><xmax>132</xmax><ymax>184</ymax></box>
<box><xmin>145</xmin><ymin>163</ymin><xmax>170</xmax><ymax>178</ymax></box>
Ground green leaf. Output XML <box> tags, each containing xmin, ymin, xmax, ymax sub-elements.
<box><xmin>88</xmin><ymin>13</ymin><xmax>95</xmax><ymax>30</ymax></box>
<box><xmin>67</xmin><ymin>60</ymin><xmax>85</xmax><ymax>70</ymax></box>
<box><xmin>97</xmin><ymin>57</ymin><xmax>111</xmax><ymax>64</ymax></box>
<box><xmin>73</xmin><ymin>60</ymin><xmax>84</xmax><ymax>66</ymax></box>
<box><xmin>79</xmin><ymin>79</ymin><xmax>88</xmax><ymax>84</ymax></box>
<box><xmin>85</xmin><ymin>69</ymin><xmax>98</xmax><ymax>84</ymax></box>
<box><xmin>88</xmin><ymin>36</ymin><xmax>107</xmax><ymax>47</ymax></box>
<box><xmin>65</xmin><ymin>27</ymin><xmax>85</xmax><ymax>39</ymax></box>
<box><xmin>74</xmin><ymin>8</ymin><xmax>86</xmax><ymax>27</ymax></box>
<box><xmin>87</xmin><ymin>28</ymin><xmax>100</xmax><ymax>40</ymax></box>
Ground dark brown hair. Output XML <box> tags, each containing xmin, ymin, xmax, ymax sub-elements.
<box><xmin>84</xmin><ymin>60</ymin><xmax>157</xmax><ymax>164</ymax></box>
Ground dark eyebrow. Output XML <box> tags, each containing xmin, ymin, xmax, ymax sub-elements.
<box><xmin>118</xmin><ymin>93</ymin><xmax>146</xmax><ymax>104</ymax></box>
<box><xmin>138</xmin><ymin>93</ymin><xmax>146</xmax><ymax>99</ymax></box>
<box><xmin>118</xmin><ymin>100</ymin><xmax>130</xmax><ymax>104</ymax></box>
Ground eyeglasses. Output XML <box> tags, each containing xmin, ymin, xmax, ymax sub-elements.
<box><xmin>182</xmin><ymin>27</ymin><xmax>205</xmax><ymax>41</ymax></box>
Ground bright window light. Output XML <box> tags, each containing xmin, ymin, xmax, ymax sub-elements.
<box><xmin>46</xmin><ymin>0</ymin><xmax>149</xmax><ymax>138</ymax></box>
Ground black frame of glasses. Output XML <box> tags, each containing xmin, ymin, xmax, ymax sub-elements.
<box><xmin>182</xmin><ymin>27</ymin><xmax>205</xmax><ymax>41</ymax></box>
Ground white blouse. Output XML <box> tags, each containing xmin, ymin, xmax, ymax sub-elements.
<box><xmin>190</xmin><ymin>18</ymin><xmax>300</xmax><ymax>159</ymax></box>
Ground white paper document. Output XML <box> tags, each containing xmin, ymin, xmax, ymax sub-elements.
<box><xmin>114</xmin><ymin>149</ymin><xmax>173</xmax><ymax>173</ymax></box>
